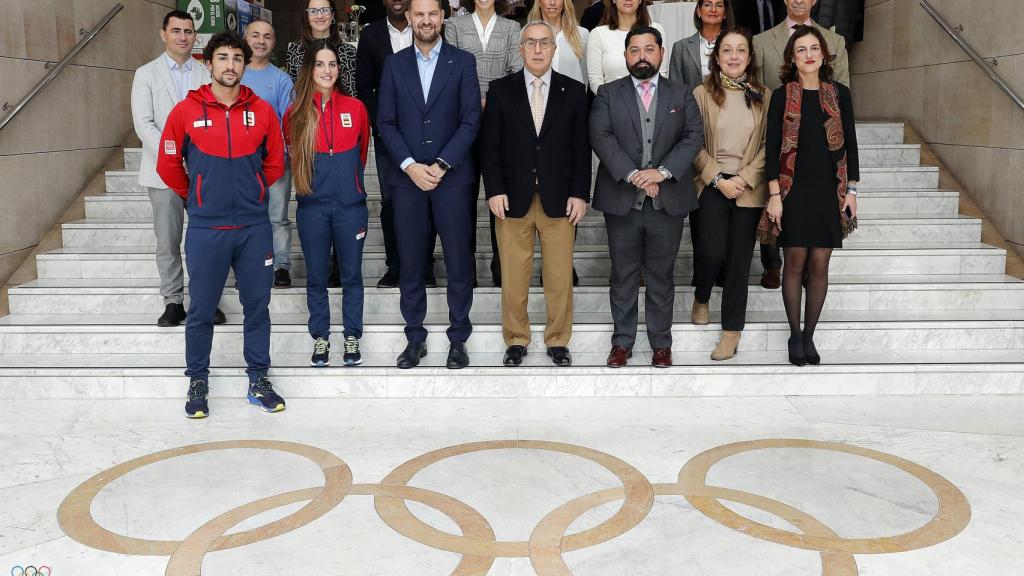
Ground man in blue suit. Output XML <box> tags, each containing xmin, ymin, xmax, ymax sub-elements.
<box><xmin>377</xmin><ymin>0</ymin><xmax>482</xmax><ymax>369</ymax></box>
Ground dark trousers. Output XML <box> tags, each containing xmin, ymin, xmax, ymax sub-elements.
<box><xmin>469</xmin><ymin>140</ymin><xmax>500</xmax><ymax>276</ymax></box>
<box><xmin>693</xmin><ymin>187</ymin><xmax>762</xmax><ymax>331</ymax></box>
<box><xmin>375</xmin><ymin>137</ymin><xmax>435</xmax><ymax>272</ymax></box>
<box><xmin>605</xmin><ymin>199</ymin><xmax>685</xmax><ymax>349</ymax></box>
<box><xmin>184</xmin><ymin>223</ymin><xmax>272</xmax><ymax>382</ymax></box>
<box><xmin>297</xmin><ymin>204</ymin><xmax>368</xmax><ymax>340</ymax></box>
<box><xmin>393</xmin><ymin>183</ymin><xmax>475</xmax><ymax>344</ymax></box>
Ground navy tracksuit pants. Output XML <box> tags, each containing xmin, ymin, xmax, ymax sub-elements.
<box><xmin>297</xmin><ymin>204</ymin><xmax>368</xmax><ymax>340</ymax></box>
<box><xmin>184</xmin><ymin>222</ymin><xmax>273</xmax><ymax>382</ymax></box>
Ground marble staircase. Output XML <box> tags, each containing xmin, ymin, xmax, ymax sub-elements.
<box><xmin>2</xmin><ymin>122</ymin><xmax>1023</xmax><ymax>397</ymax></box>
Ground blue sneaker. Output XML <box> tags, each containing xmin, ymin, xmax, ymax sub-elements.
<box><xmin>185</xmin><ymin>378</ymin><xmax>209</xmax><ymax>419</ymax></box>
<box><xmin>311</xmin><ymin>337</ymin><xmax>330</xmax><ymax>367</ymax></box>
<box><xmin>247</xmin><ymin>376</ymin><xmax>286</xmax><ymax>413</ymax></box>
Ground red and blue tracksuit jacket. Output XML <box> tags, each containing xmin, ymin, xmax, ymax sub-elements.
<box><xmin>156</xmin><ymin>84</ymin><xmax>285</xmax><ymax>228</ymax></box>
<box><xmin>283</xmin><ymin>90</ymin><xmax>370</xmax><ymax>208</ymax></box>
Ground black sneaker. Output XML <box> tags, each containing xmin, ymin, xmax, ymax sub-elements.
<box><xmin>343</xmin><ymin>336</ymin><xmax>362</xmax><ymax>366</ymax></box>
<box><xmin>247</xmin><ymin>376</ymin><xmax>286</xmax><ymax>413</ymax></box>
<box><xmin>213</xmin><ymin>307</ymin><xmax>227</xmax><ymax>325</ymax></box>
<box><xmin>158</xmin><ymin>303</ymin><xmax>186</xmax><ymax>327</ymax></box>
<box><xmin>185</xmin><ymin>378</ymin><xmax>209</xmax><ymax>419</ymax></box>
<box><xmin>274</xmin><ymin>268</ymin><xmax>292</xmax><ymax>287</ymax></box>
<box><xmin>311</xmin><ymin>337</ymin><xmax>330</xmax><ymax>367</ymax></box>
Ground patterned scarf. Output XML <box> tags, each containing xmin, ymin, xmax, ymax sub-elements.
<box><xmin>776</xmin><ymin>81</ymin><xmax>857</xmax><ymax>239</ymax></box>
<box><xmin>720</xmin><ymin>73</ymin><xmax>764</xmax><ymax>107</ymax></box>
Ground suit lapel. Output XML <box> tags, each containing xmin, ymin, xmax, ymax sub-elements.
<box><xmin>537</xmin><ymin>73</ymin><xmax>566</xmax><ymax>140</ymax></box>
<box><xmin>771</xmin><ymin>23</ymin><xmax>789</xmax><ymax>64</ymax></box>
<box><xmin>510</xmin><ymin>70</ymin><xmax>535</xmax><ymax>135</ymax></box>
<box><xmin>653</xmin><ymin>78</ymin><xmax>672</xmax><ymax>143</ymax></box>
<box><xmin>685</xmin><ymin>35</ymin><xmax>700</xmax><ymax>75</ymax></box>
<box><xmin>399</xmin><ymin>48</ymin><xmax>427</xmax><ymax>112</ymax></box>
<box><xmin>154</xmin><ymin>56</ymin><xmax>179</xmax><ymax>103</ymax></box>
<box><xmin>425</xmin><ymin>43</ymin><xmax>457</xmax><ymax>113</ymax></box>
<box><xmin>619</xmin><ymin>79</ymin><xmax>643</xmax><ymax>142</ymax></box>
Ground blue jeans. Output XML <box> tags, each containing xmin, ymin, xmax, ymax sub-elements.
<box><xmin>268</xmin><ymin>167</ymin><xmax>293</xmax><ymax>271</ymax></box>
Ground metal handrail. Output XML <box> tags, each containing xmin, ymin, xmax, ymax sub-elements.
<box><xmin>920</xmin><ymin>0</ymin><xmax>1024</xmax><ymax>112</ymax></box>
<box><xmin>0</xmin><ymin>3</ymin><xmax>124</xmax><ymax>135</ymax></box>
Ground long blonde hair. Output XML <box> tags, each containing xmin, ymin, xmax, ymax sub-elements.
<box><xmin>287</xmin><ymin>41</ymin><xmax>346</xmax><ymax>196</ymax></box>
<box><xmin>527</xmin><ymin>0</ymin><xmax>584</xmax><ymax>60</ymax></box>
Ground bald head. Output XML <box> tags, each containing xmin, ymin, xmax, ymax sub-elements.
<box><xmin>244</xmin><ymin>19</ymin><xmax>276</xmax><ymax>64</ymax></box>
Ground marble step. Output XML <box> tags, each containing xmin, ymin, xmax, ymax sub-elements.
<box><xmin>32</xmin><ymin>241</ymin><xmax>1009</xmax><ymax>282</ymax></box>
<box><xmin>59</xmin><ymin>214</ymin><xmax>983</xmax><ymax>249</ymax></box>
<box><xmin>84</xmin><ymin>188</ymin><xmax>961</xmax><ymax>221</ymax></box>
<box><xmin>10</xmin><ymin>276</ymin><xmax>1024</xmax><ymax>316</ymax></box>
<box><xmin>102</xmin><ymin>164</ymin><xmax>939</xmax><ymax>195</ymax></box>
<box><xmin>2</xmin><ymin>352</ymin><xmax>1022</xmax><ymax>398</ymax></box>
<box><xmin>0</xmin><ymin>310</ymin><xmax>1020</xmax><ymax>356</ymax></box>
<box><xmin>117</xmin><ymin>124</ymin><xmax>909</xmax><ymax>170</ymax></box>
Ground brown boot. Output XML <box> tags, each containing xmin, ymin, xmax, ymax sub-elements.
<box><xmin>691</xmin><ymin>301</ymin><xmax>709</xmax><ymax>325</ymax></box>
<box><xmin>711</xmin><ymin>330</ymin><xmax>741</xmax><ymax>361</ymax></box>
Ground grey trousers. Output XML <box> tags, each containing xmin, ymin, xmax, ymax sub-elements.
<box><xmin>147</xmin><ymin>187</ymin><xmax>185</xmax><ymax>305</ymax></box>
<box><xmin>605</xmin><ymin>199</ymin><xmax>686</xmax><ymax>349</ymax></box>
<box><xmin>268</xmin><ymin>166</ymin><xmax>293</xmax><ymax>271</ymax></box>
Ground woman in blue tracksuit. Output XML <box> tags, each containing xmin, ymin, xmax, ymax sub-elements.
<box><xmin>285</xmin><ymin>39</ymin><xmax>371</xmax><ymax>367</ymax></box>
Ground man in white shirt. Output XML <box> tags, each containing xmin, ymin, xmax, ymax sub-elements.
<box><xmin>130</xmin><ymin>10</ymin><xmax>224</xmax><ymax>327</ymax></box>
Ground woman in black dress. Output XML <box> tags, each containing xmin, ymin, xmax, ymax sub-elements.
<box><xmin>764</xmin><ymin>26</ymin><xmax>859</xmax><ymax>366</ymax></box>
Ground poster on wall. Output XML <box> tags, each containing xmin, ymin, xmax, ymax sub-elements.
<box><xmin>179</xmin><ymin>0</ymin><xmax>273</xmax><ymax>56</ymax></box>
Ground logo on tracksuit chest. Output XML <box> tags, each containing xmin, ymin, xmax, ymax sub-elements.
<box><xmin>243</xmin><ymin>111</ymin><xmax>256</xmax><ymax>127</ymax></box>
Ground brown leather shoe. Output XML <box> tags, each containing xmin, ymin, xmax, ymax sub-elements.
<box><xmin>691</xmin><ymin>301</ymin><xmax>709</xmax><ymax>325</ymax></box>
<box><xmin>711</xmin><ymin>330</ymin><xmax>741</xmax><ymax>361</ymax></box>
<box><xmin>652</xmin><ymin>347</ymin><xmax>673</xmax><ymax>368</ymax></box>
<box><xmin>761</xmin><ymin>268</ymin><xmax>781</xmax><ymax>289</ymax></box>
<box><xmin>606</xmin><ymin>345</ymin><xmax>632</xmax><ymax>368</ymax></box>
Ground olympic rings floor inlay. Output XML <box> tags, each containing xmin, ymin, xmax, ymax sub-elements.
<box><xmin>55</xmin><ymin>438</ymin><xmax>971</xmax><ymax>576</ymax></box>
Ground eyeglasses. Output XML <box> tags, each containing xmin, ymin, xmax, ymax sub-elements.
<box><xmin>521</xmin><ymin>38</ymin><xmax>555</xmax><ymax>50</ymax></box>
<box><xmin>306</xmin><ymin>7</ymin><xmax>334</xmax><ymax>16</ymax></box>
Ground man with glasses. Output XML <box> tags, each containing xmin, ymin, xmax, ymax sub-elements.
<box><xmin>480</xmin><ymin>21</ymin><xmax>590</xmax><ymax>368</ymax></box>
<box><xmin>131</xmin><ymin>10</ymin><xmax>225</xmax><ymax>327</ymax></box>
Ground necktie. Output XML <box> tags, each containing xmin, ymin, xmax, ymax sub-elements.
<box><xmin>531</xmin><ymin>77</ymin><xmax>545</xmax><ymax>135</ymax></box>
<box><xmin>640</xmin><ymin>81</ymin><xmax>653</xmax><ymax>112</ymax></box>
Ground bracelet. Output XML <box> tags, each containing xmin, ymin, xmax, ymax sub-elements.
<box><xmin>769</xmin><ymin>192</ymin><xmax>781</xmax><ymax>197</ymax></box>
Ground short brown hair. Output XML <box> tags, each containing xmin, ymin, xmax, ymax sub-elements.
<box><xmin>780</xmin><ymin>25</ymin><xmax>835</xmax><ymax>84</ymax></box>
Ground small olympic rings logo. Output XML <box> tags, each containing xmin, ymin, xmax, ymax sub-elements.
<box><xmin>10</xmin><ymin>567</ymin><xmax>52</xmax><ymax>576</ymax></box>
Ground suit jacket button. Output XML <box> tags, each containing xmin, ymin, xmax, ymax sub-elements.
<box><xmin>532</xmin><ymin>168</ymin><xmax>537</xmax><ymax>173</ymax></box>
<box><xmin>536</xmin><ymin>146</ymin><xmax>541</xmax><ymax>151</ymax></box>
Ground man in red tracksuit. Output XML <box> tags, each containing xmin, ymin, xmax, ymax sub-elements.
<box><xmin>157</xmin><ymin>31</ymin><xmax>286</xmax><ymax>419</ymax></box>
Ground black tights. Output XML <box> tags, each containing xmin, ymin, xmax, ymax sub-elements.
<box><xmin>782</xmin><ymin>247</ymin><xmax>833</xmax><ymax>340</ymax></box>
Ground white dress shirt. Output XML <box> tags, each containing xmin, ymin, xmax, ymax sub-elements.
<box><xmin>472</xmin><ymin>11</ymin><xmax>498</xmax><ymax>52</ymax></box>
<box><xmin>525</xmin><ymin>67</ymin><xmax>553</xmax><ymax>111</ymax></box>
<box><xmin>163</xmin><ymin>52</ymin><xmax>194</xmax><ymax>102</ymax></box>
<box><xmin>551</xmin><ymin>27</ymin><xmax>589</xmax><ymax>85</ymax></box>
<box><xmin>387</xmin><ymin>19</ymin><xmax>413</xmax><ymax>53</ymax></box>
<box><xmin>698</xmin><ymin>33</ymin><xmax>714</xmax><ymax>79</ymax></box>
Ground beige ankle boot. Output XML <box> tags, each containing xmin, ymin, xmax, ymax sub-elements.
<box><xmin>711</xmin><ymin>330</ymin><xmax>741</xmax><ymax>360</ymax></box>
<box><xmin>691</xmin><ymin>301</ymin><xmax>709</xmax><ymax>325</ymax></box>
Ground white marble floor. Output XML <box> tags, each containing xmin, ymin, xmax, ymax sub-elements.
<box><xmin>2</xmin><ymin>395</ymin><xmax>1022</xmax><ymax>575</ymax></box>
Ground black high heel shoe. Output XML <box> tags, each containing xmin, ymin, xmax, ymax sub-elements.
<box><xmin>788</xmin><ymin>334</ymin><xmax>806</xmax><ymax>367</ymax></box>
<box><xmin>803</xmin><ymin>332</ymin><xmax>821</xmax><ymax>365</ymax></box>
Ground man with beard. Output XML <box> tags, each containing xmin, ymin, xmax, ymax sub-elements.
<box><xmin>357</xmin><ymin>0</ymin><xmax>436</xmax><ymax>289</ymax></box>
<box><xmin>157</xmin><ymin>31</ymin><xmax>287</xmax><ymax>418</ymax></box>
<box><xmin>376</xmin><ymin>0</ymin><xmax>482</xmax><ymax>369</ymax></box>
<box><xmin>590</xmin><ymin>26</ymin><xmax>703</xmax><ymax>369</ymax></box>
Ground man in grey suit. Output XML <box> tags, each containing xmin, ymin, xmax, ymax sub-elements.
<box><xmin>130</xmin><ymin>10</ymin><xmax>223</xmax><ymax>327</ymax></box>
<box><xmin>590</xmin><ymin>26</ymin><xmax>704</xmax><ymax>369</ymax></box>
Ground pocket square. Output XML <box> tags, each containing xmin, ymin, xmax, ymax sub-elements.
<box><xmin>669</xmin><ymin>107</ymin><xmax>681</xmax><ymax>114</ymax></box>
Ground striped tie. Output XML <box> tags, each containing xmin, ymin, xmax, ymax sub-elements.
<box><xmin>531</xmin><ymin>77</ymin><xmax>545</xmax><ymax>135</ymax></box>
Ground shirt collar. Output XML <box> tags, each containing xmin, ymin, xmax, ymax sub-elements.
<box><xmin>785</xmin><ymin>16</ymin><xmax>815</xmax><ymax>35</ymax></box>
<box><xmin>631</xmin><ymin>74</ymin><xmax>659</xmax><ymax>91</ymax></box>
<box><xmin>164</xmin><ymin>52</ymin><xmax>193</xmax><ymax>72</ymax></box>
<box><xmin>525</xmin><ymin>67</ymin><xmax>553</xmax><ymax>89</ymax></box>
<box><xmin>415</xmin><ymin>39</ymin><xmax>443</xmax><ymax>62</ymax></box>
<box><xmin>387</xmin><ymin>19</ymin><xmax>410</xmax><ymax>36</ymax></box>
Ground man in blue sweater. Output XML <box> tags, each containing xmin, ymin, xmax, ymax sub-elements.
<box><xmin>242</xmin><ymin>19</ymin><xmax>296</xmax><ymax>288</ymax></box>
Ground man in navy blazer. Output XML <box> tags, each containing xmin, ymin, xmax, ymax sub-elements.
<box><xmin>377</xmin><ymin>0</ymin><xmax>482</xmax><ymax>370</ymax></box>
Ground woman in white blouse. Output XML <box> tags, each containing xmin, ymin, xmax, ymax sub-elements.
<box><xmin>586</xmin><ymin>0</ymin><xmax>668</xmax><ymax>93</ymax></box>
<box><xmin>527</xmin><ymin>0</ymin><xmax>589</xmax><ymax>85</ymax></box>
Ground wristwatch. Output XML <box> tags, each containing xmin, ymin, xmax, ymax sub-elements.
<box><xmin>435</xmin><ymin>158</ymin><xmax>453</xmax><ymax>173</ymax></box>
<box><xmin>710</xmin><ymin>173</ymin><xmax>725</xmax><ymax>189</ymax></box>
<box><xmin>657</xmin><ymin>166</ymin><xmax>672</xmax><ymax>181</ymax></box>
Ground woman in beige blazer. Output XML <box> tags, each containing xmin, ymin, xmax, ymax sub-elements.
<box><xmin>690</xmin><ymin>28</ymin><xmax>770</xmax><ymax>360</ymax></box>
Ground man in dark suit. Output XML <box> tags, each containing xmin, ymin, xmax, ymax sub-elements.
<box><xmin>590</xmin><ymin>26</ymin><xmax>704</xmax><ymax>369</ymax></box>
<box><xmin>734</xmin><ymin>0</ymin><xmax>786</xmax><ymax>34</ymax></box>
<box><xmin>357</xmin><ymin>0</ymin><xmax>437</xmax><ymax>289</ymax></box>
<box><xmin>481</xmin><ymin>21</ymin><xmax>590</xmax><ymax>369</ymax></box>
<box><xmin>377</xmin><ymin>0</ymin><xmax>482</xmax><ymax>369</ymax></box>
